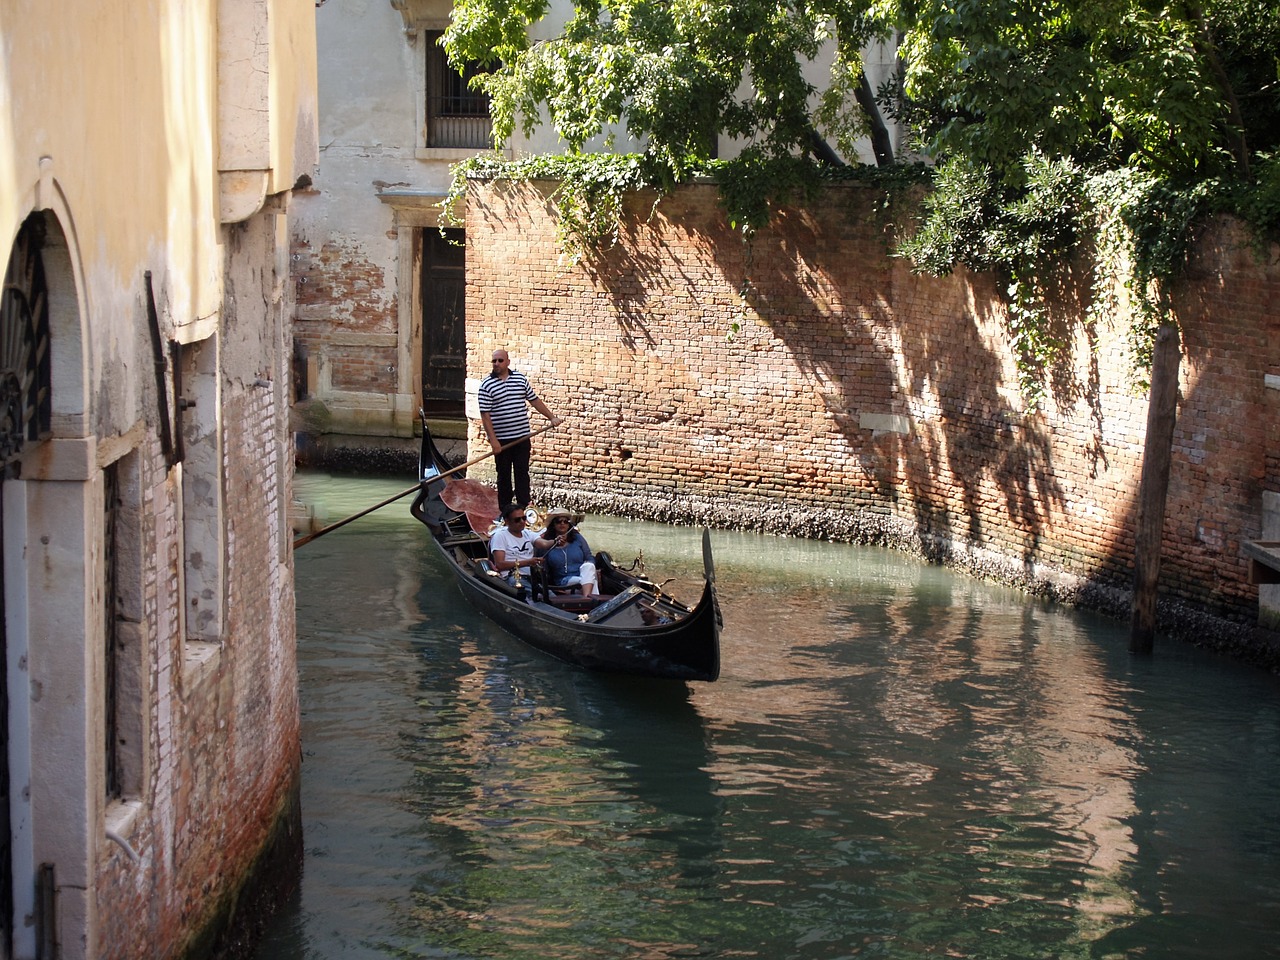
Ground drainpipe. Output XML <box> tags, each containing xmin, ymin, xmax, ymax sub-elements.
<box><xmin>104</xmin><ymin>829</ymin><xmax>142</xmax><ymax>865</ymax></box>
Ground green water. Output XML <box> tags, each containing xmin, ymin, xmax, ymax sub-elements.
<box><xmin>252</xmin><ymin>472</ymin><xmax>1280</xmax><ymax>959</ymax></box>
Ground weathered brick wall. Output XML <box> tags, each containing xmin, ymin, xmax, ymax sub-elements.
<box><xmin>292</xmin><ymin>227</ymin><xmax>399</xmax><ymax>395</ymax></box>
<box><xmin>92</xmin><ymin>438</ymin><xmax>180</xmax><ymax>960</ymax></box>
<box><xmin>464</xmin><ymin>179</ymin><xmax>1280</xmax><ymax>649</ymax></box>
<box><xmin>95</xmin><ymin>210</ymin><xmax>300</xmax><ymax>959</ymax></box>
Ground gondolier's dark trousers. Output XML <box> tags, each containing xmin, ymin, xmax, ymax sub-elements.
<box><xmin>494</xmin><ymin>436</ymin><xmax>531</xmax><ymax>512</ymax></box>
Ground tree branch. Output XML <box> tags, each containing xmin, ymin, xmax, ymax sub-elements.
<box><xmin>854</xmin><ymin>68</ymin><xmax>895</xmax><ymax>166</ymax></box>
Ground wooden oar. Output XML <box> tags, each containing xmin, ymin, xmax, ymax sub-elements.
<box><xmin>292</xmin><ymin>423</ymin><xmax>555</xmax><ymax>549</ymax></box>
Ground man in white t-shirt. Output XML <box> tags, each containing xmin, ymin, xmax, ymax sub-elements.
<box><xmin>488</xmin><ymin>502</ymin><xmax>554</xmax><ymax>583</ymax></box>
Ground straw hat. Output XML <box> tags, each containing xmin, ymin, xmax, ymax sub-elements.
<box><xmin>543</xmin><ymin>507</ymin><xmax>582</xmax><ymax>524</ymax></box>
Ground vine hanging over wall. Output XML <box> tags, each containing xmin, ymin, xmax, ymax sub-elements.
<box><xmin>444</xmin><ymin>152</ymin><xmax>927</xmax><ymax>260</ymax></box>
<box><xmin>446</xmin><ymin>150</ymin><xmax>1278</xmax><ymax>403</ymax></box>
<box><xmin>438</xmin><ymin>0</ymin><xmax>1280</xmax><ymax>406</ymax></box>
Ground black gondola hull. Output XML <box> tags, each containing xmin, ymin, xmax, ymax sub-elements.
<box><xmin>411</xmin><ymin>427</ymin><xmax>721</xmax><ymax>682</ymax></box>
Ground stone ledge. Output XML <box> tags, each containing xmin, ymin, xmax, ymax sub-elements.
<box><xmin>294</xmin><ymin>432</ymin><xmax>469</xmax><ymax>475</ymax></box>
<box><xmin>534</xmin><ymin>480</ymin><xmax>1280</xmax><ymax>674</ymax></box>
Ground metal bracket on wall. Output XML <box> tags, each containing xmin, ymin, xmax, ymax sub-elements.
<box><xmin>144</xmin><ymin>271</ymin><xmax>186</xmax><ymax>468</ymax></box>
<box><xmin>145</xmin><ymin>272</ymin><xmax>175</xmax><ymax>466</ymax></box>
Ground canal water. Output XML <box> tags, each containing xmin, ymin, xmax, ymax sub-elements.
<box><xmin>253</xmin><ymin>473</ymin><xmax>1280</xmax><ymax>960</ymax></box>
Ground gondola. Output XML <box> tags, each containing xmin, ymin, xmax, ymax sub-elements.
<box><xmin>409</xmin><ymin>426</ymin><xmax>721</xmax><ymax>682</ymax></box>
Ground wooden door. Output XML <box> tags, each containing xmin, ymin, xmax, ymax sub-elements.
<box><xmin>421</xmin><ymin>228</ymin><xmax>466</xmax><ymax>415</ymax></box>
<box><xmin>0</xmin><ymin>494</ymin><xmax>9</xmax><ymax>960</ymax></box>
<box><xmin>0</xmin><ymin>214</ymin><xmax>53</xmax><ymax>958</ymax></box>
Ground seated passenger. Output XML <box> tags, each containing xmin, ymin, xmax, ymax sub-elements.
<box><xmin>538</xmin><ymin>508</ymin><xmax>598</xmax><ymax>596</ymax></box>
<box><xmin>489</xmin><ymin>502</ymin><xmax>551</xmax><ymax>583</ymax></box>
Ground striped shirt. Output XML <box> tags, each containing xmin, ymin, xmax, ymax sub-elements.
<box><xmin>477</xmin><ymin>370</ymin><xmax>538</xmax><ymax>442</ymax></box>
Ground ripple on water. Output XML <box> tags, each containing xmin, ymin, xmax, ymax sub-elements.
<box><xmin>252</xmin><ymin>479</ymin><xmax>1280</xmax><ymax>960</ymax></box>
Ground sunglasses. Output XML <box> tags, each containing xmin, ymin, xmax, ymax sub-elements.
<box><xmin>552</xmin><ymin>518</ymin><xmax>571</xmax><ymax>525</ymax></box>
<box><xmin>492</xmin><ymin>358</ymin><xmax>507</xmax><ymax>364</ymax></box>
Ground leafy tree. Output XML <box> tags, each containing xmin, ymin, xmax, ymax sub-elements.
<box><xmin>900</xmin><ymin>0</ymin><xmax>1280</xmax><ymax>188</ymax></box>
<box><xmin>895</xmin><ymin>0</ymin><xmax>1280</xmax><ymax>390</ymax></box>
<box><xmin>444</xmin><ymin>0</ymin><xmax>901</xmax><ymax>179</ymax></box>
<box><xmin>443</xmin><ymin>0</ymin><xmax>1280</xmax><ymax>390</ymax></box>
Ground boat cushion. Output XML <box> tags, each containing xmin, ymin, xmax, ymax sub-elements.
<box><xmin>545</xmin><ymin>594</ymin><xmax>613</xmax><ymax>613</ymax></box>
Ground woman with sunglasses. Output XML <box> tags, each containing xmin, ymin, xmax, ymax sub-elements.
<box><xmin>537</xmin><ymin>508</ymin><xmax>598</xmax><ymax>596</ymax></box>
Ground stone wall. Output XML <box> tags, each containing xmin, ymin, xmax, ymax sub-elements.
<box><xmin>462</xmin><ymin>179</ymin><xmax>1280</xmax><ymax>661</ymax></box>
<box><xmin>293</xmin><ymin>231</ymin><xmax>401</xmax><ymax>397</ymax></box>
<box><xmin>5</xmin><ymin>0</ymin><xmax>312</xmax><ymax>954</ymax></box>
<box><xmin>93</xmin><ymin>209</ymin><xmax>301</xmax><ymax>960</ymax></box>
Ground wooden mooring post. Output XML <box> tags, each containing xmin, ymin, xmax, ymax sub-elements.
<box><xmin>1130</xmin><ymin>323</ymin><xmax>1182</xmax><ymax>653</ymax></box>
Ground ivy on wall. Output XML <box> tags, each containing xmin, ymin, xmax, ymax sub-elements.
<box><xmin>447</xmin><ymin>150</ymin><xmax>1278</xmax><ymax>402</ymax></box>
<box><xmin>438</xmin><ymin>0</ymin><xmax>1280</xmax><ymax>405</ymax></box>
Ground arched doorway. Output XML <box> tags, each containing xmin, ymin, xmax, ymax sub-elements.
<box><xmin>0</xmin><ymin>213</ymin><xmax>54</xmax><ymax>959</ymax></box>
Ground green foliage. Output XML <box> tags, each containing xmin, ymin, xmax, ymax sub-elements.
<box><xmin>444</xmin><ymin>151</ymin><xmax>931</xmax><ymax>258</ymax></box>
<box><xmin>443</xmin><ymin>153</ymin><xmax>654</xmax><ymax>264</ymax></box>
<box><xmin>715</xmin><ymin>150</ymin><xmax>825</xmax><ymax>232</ymax></box>
<box><xmin>900</xmin><ymin>153</ymin><xmax>1090</xmax><ymax>405</ymax></box>
<box><xmin>1234</xmin><ymin>153</ymin><xmax>1280</xmax><ymax>247</ymax></box>
<box><xmin>892</xmin><ymin>0</ymin><xmax>1280</xmax><ymax>396</ymax></box>
<box><xmin>896</xmin><ymin>0</ymin><xmax>1270</xmax><ymax>182</ymax></box>
<box><xmin>1105</xmin><ymin>174</ymin><xmax>1227</xmax><ymax>378</ymax></box>
<box><xmin>441</xmin><ymin>0</ymin><xmax>1280</xmax><ymax>401</ymax></box>
<box><xmin>445</xmin><ymin>0</ymin><xmax>898</xmax><ymax>178</ymax></box>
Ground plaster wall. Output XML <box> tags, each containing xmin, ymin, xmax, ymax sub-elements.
<box><xmin>292</xmin><ymin>0</ymin><xmax>901</xmax><ymax>437</ymax></box>
<box><xmin>291</xmin><ymin>0</ymin><xmax>427</xmax><ymax>432</ymax></box>
<box><xmin>1</xmin><ymin>0</ymin><xmax>315</xmax><ymax>956</ymax></box>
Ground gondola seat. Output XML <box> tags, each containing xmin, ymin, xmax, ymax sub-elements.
<box><xmin>543</xmin><ymin>593</ymin><xmax>613</xmax><ymax>613</ymax></box>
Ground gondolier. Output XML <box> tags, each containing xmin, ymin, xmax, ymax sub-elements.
<box><xmin>410</xmin><ymin>422</ymin><xmax>722</xmax><ymax>682</ymax></box>
<box><xmin>478</xmin><ymin>348</ymin><xmax>562</xmax><ymax>512</ymax></box>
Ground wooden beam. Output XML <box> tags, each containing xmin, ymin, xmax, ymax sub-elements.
<box><xmin>1250</xmin><ymin>559</ymin><xmax>1280</xmax><ymax>585</ymax></box>
<box><xmin>1131</xmin><ymin>323</ymin><xmax>1181</xmax><ymax>653</ymax></box>
<box><xmin>1243</xmin><ymin>541</ymin><xmax>1280</xmax><ymax>585</ymax></box>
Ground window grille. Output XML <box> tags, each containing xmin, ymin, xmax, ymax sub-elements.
<box><xmin>0</xmin><ymin>216</ymin><xmax>53</xmax><ymax>464</ymax></box>
<box><xmin>104</xmin><ymin>461</ymin><xmax>121</xmax><ymax>799</ymax></box>
<box><xmin>425</xmin><ymin>31</ymin><xmax>493</xmax><ymax>150</ymax></box>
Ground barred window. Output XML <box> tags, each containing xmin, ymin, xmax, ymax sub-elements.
<box><xmin>425</xmin><ymin>31</ymin><xmax>493</xmax><ymax>150</ymax></box>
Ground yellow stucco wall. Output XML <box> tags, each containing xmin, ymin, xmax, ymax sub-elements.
<box><xmin>1</xmin><ymin>3</ymin><xmax>317</xmax><ymax>957</ymax></box>
<box><xmin>1</xmin><ymin>0</ymin><xmax>317</xmax><ymax>420</ymax></box>
<box><xmin>3</xmin><ymin>1</ymin><xmax>220</xmax><ymax>330</ymax></box>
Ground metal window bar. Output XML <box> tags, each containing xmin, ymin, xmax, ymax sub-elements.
<box><xmin>426</xmin><ymin>34</ymin><xmax>493</xmax><ymax>149</ymax></box>
<box><xmin>426</xmin><ymin>107</ymin><xmax>493</xmax><ymax>149</ymax></box>
<box><xmin>104</xmin><ymin>460</ymin><xmax>121</xmax><ymax>800</ymax></box>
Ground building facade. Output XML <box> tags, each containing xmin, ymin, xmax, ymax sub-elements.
<box><xmin>1</xmin><ymin>1</ymin><xmax>317</xmax><ymax>957</ymax></box>
<box><xmin>290</xmin><ymin>0</ymin><xmax>901</xmax><ymax>450</ymax></box>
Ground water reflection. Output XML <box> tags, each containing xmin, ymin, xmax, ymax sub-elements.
<box><xmin>400</xmin><ymin>660</ymin><xmax>721</xmax><ymax>958</ymax></box>
<box><xmin>253</xmin><ymin>474</ymin><xmax>1280</xmax><ymax>960</ymax></box>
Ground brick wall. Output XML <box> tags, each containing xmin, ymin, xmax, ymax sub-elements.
<box><xmin>464</xmin><ymin>179</ymin><xmax>1280</xmax><ymax>655</ymax></box>
<box><xmin>293</xmin><ymin>233</ymin><xmax>399</xmax><ymax>395</ymax></box>
<box><xmin>94</xmin><ymin>209</ymin><xmax>300</xmax><ymax>959</ymax></box>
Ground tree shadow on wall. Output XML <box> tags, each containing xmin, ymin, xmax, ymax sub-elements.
<box><xmin>582</xmin><ymin>245</ymin><xmax>662</xmax><ymax>351</ymax></box>
<box><xmin>580</xmin><ymin>190</ymin><xmax>1108</xmax><ymax>572</ymax></box>
<box><xmin>724</xmin><ymin>200</ymin><xmax>1078</xmax><ymax>565</ymax></box>
<box><xmin>571</xmin><ymin>188</ymin><xmax>1279</xmax><ymax>657</ymax></box>
<box><xmin>579</xmin><ymin>196</ymin><xmax>721</xmax><ymax>354</ymax></box>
